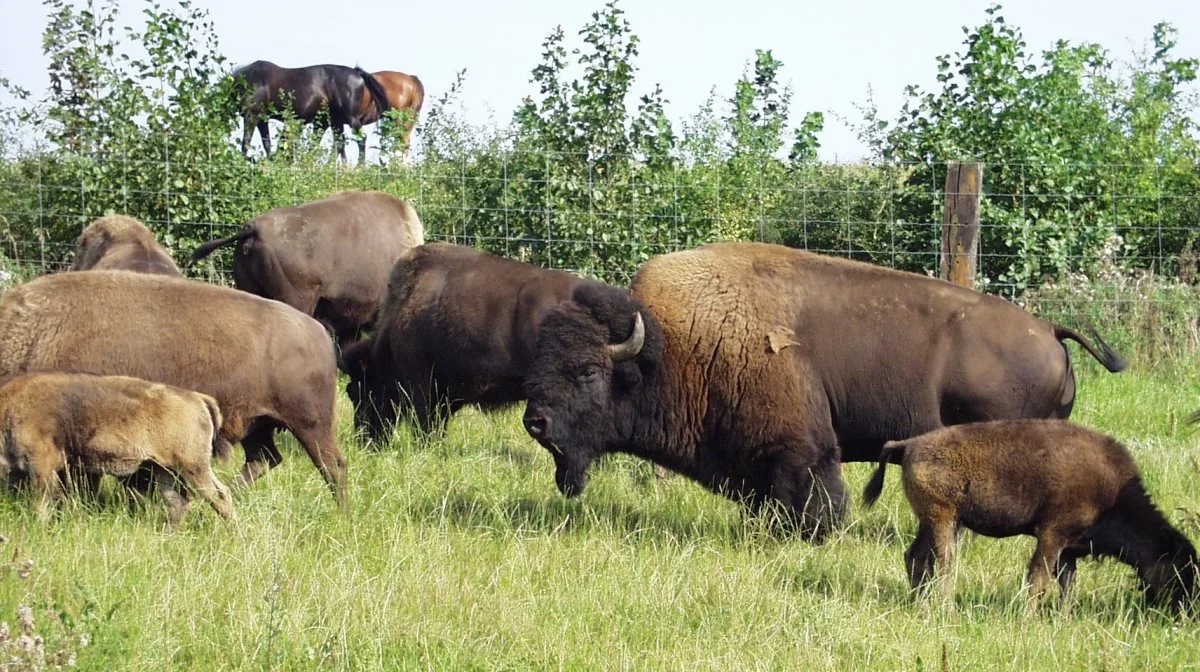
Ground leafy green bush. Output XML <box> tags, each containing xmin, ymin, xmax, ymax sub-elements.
<box><xmin>0</xmin><ymin>0</ymin><xmax>1195</xmax><ymax>300</ymax></box>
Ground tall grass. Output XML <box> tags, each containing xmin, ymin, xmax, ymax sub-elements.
<box><xmin>1</xmin><ymin>358</ymin><xmax>1199</xmax><ymax>670</ymax></box>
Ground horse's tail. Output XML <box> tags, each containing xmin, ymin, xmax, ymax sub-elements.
<box><xmin>357</xmin><ymin>68</ymin><xmax>391</xmax><ymax>118</ymax></box>
<box><xmin>411</xmin><ymin>75</ymin><xmax>425</xmax><ymax>112</ymax></box>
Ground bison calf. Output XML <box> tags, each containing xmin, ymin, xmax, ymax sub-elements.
<box><xmin>69</xmin><ymin>214</ymin><xmax>182</xmax><ymax>276</ymax></box>
<box><xmin>0</xmin><ymin>372</ymin><xmax>236</xmax><ymax>527</ymax></box>
<box><xmin>862</xmin><ymin>419</ymin><xmax>1198</xmax><ymax>611</ymax></box>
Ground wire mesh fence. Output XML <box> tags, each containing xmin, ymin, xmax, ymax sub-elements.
<box><xmin>2</xmin><ymin>134</ymin><xmax>1198</xmax><ymax>354</ymax></box>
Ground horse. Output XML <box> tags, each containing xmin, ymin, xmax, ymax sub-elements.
<box><xmin>353</xmin><ymin>70</ymin><xmax>425</xmax><ymax>164</ymax></box>
<box><xmin>231</xmin><ymin>60</ymin><xmax>390</xmax><ymax>162</ymax></box>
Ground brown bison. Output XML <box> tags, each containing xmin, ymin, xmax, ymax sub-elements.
<box><xmin>69</xmin><ymin>215</ymin><xmax>182</xmax><ymax>276</ymax></box>
<box><xmin>0</xmin><ymin>371</ymin><xmax>237</xmax><ymax>527</ymax></box>
<box><xmin>189</xmin><ymin>190</ymin><xmax>424</xmax><ymax>350</ymax></box>
<box><xmin>340</xmin><ymin>242</ymin><xmax>584</xmax><ymax>443</ymax></box>
<box><xmin>521</xmin><ymin>242</ymin><xmax>1126</xmax><ymax>539</ymax></box>
<box><xmin>0</xmin><ymin>270</ymin><xmax>347</xmax><ymax>506</ymax></box>
<box><xmin>861</xmin><ymin>419</ymin><xmax>1198</xmax><ymax>611</ymax></box>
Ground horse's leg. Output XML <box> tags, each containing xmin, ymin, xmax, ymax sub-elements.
<box><xmin>258</xmin><ymin>120</ymin><xmax>272</xmax><ymax>156</ymax></box>
<box><xmin>333</xmin><ymin>122</ymin><xmax>347</xmax><ymax>163</ymax></box>
<box><xmin>358</xmin><ymin>133</ymin><xmax>368</xmax><ymax>166</ymax></box>
<box><xmin>242</xmin><ymin>116</ymin><xmax>254</xmax><ymax>156</ymax></box>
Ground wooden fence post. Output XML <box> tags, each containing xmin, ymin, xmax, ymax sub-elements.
<box><xmin>939</xmin><ymin>161</ymin><xmax>983</xmax><ymax>288</ymax></box>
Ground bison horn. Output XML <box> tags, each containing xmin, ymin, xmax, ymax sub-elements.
<box><xmin>606</xmin><ymin>312</ymin><xmax>645</xmax><ymax>362</ymax></box>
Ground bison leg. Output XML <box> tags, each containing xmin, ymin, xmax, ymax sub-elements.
<box><xmin>234</xmin><ymin>425</ymin><xmax>284</xmax><ymax>491</ymax></box>
<box><xmin>181</xmin><ymin>460</ymin><xmax>237</xmax><ymax>522</ymax></box>
<box><xmin>1026</xmin><ymin>529</ymin><xmax>1073</xmax><ymax>607</ymax></box>
<box><xmin>928</xmin><ymin>514</ymin><xmax>959</xmax><ymax>603</ymax></box>
<box><xmin>406</xmin><ymin>380</ymin><xmax>452</xmax><ymax>436</ymax></box>
<box><xmin>1056</xmin><ymin>548</ymin><xmax>1082</xmax><ymax>608</ymax></box>
<box><xmin>31</xmin><ymin>472</ymin><xmax>61</xmax><ymax>522</ymax></box>
<box><xmin>151</xmin><ymin>465</ymin><xmax>192</xmax><ymax>529</ymax></box>
<box><xmin>290</xmin><ymin>419</ymin><xmax>348</xmax><ymax>510</ymax></box>
<box><xmin>905</xmin><ymin>522</ymin><xmax>937</xmax><ymax>591</ymax></box>
<box><xmin>29</xmin><ymin>443</ymin><xmax>67</xmax><ymax>521</ymax></box>
<box><xmin>117</xmin><ymin>464</ymin><xmax>157</xmax><ymax>504</ymax></box>
<box><xmin>31</xmin><ymin>470</ymin><xmax>64</xmax><ymax>522</ymax></box>
<box><xmin>764</xmin><ymin>447</ymin><xmax>847</xmax><ymax>542</ymax></box>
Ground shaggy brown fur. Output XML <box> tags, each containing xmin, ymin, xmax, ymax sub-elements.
<box><xmin>340</xmin><ymin>242</ymin><xmax>583</xmax><ymax>442</ymax></box>
<box><xmin>862</xmin><ymin>419</ymin><xmax>1198</xmax><ymax>611</ymax></box>
<box><xmin>189</xmin><ymin>190</ymin><xmax>424</xmax><ymax>350</ymax></box>
<box><xmin>0</xmin><ymin>371</ymin><xmax>235</xmax><ymax>527</ymax></box>
<box><xmin>0</xmin><ymin>270</ymin><xmax>347</xmax><ymax>507</ymax></box>
<box><xmin>69</xmin><ymin>215</ymin><xmax>182</xmax><ymax>276</ymax></box>
<box><xmin>522</xmin><ymin>242</ymin><xmax>1125</xmax><ymax>540</ymax></box>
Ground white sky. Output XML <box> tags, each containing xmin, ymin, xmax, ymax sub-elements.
<box><xmin>2</xmin><ymin>0</ymin><xmax>1197</xmax><ymax>161</ymax></box>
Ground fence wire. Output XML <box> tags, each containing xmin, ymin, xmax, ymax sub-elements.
<box><xmin>2</xmin><ymin>135</ymin><xmax>1198</xmax><ymax>351</ymax></box>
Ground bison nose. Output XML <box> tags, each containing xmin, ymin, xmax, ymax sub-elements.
<box><xmin>523</xmin><ymin>411</ymin><xmax>551</xmax><ymax>438</ymax></box>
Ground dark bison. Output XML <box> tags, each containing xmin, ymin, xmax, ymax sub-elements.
<box><xmin>189</xmin><ymin>190</ymin><xmax>424</xmax><ymax>350</ymax></box>
<box><xmin>69</xmin><ymin>215</ymin><xmax>182</xmax><ymax>276</ymax></box>
<box><xmin>862</xmin><ymin>419</ymin><xmax>1197</xmax><ymax>612</ymax></box>
<box><xmin>0</xmin><ymin>270</ymin><xmax>347</xmax><ymax>507</ymax></box>
<box><xmin>521</xmin><ymin>242</ymin><xmax>1126</xmax><ymax>539</ymax></box>
<box><xmin>340</xmin><ymin>242</ymin><xmax>583</xmax><ymax>443</ymax></box>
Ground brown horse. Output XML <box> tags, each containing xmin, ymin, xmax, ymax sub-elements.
<box><xmin>232</xmin><ymin>60</ymin><xmax>390</xmax><ymax>162</ymax></box>
<box><xmin>354</xmin><ymin>70</ymin><xmax>425</xmax><ymax>164</ymax></box>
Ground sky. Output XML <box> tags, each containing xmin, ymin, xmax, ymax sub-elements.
<box><xmin>2</xmin><ymin>0</ymin><xmax>1198</xmax><ymax>161</ymax></box>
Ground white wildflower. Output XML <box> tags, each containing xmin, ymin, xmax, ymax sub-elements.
<box><xmin>16</xmin><ymin>605</ymin><xmax>33</xmax><ymax>634</ymax></box>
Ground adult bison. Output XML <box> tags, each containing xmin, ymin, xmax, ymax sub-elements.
<box><xmin>69</xmin><ymin>215</ymin><xmax>182</xmax><ymax>276</ymax></box>
<box><xmin>0</xmin><ymin>270</ymin><xmax>347</xmax><ymax>506</ymax></box>
<box><xmin>340</xmin><ymin>242</ymin><xmax>583</xmax><ymax>443</ymax></box>
<box><xmin>189</xmin><ymin>190</ymin><xmax>424</xmax><ymax>350</ymax></box>
<box><xmin>521</xmin><ymin>242</ymin><xmax>1126</xmax><ymax>540</ymax></box>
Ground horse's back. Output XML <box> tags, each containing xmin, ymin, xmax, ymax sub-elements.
<box><xmin>233</xmin><ymin>60</ymin><xmax>283</xmax><ymax>83</ymax></box>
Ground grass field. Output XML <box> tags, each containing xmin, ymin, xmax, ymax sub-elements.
<box><xmin>1</xmin><ymin>357</ymin><xmax>1199</xmax><ymax>671</ymax></box>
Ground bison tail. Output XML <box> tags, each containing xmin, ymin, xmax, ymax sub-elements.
<box><xmin>188</xmin><ymin>228</ymin><xmax>254</xmax><ymax>266</ymax></box>
<box><xmin>1053</xmin><ymin>325</ymin><xmax>1128</xmax><ymax>373</ymax></box>
<box><xmin>202</xmin><ymin>396</ymin><xmax>235</xmax><ymax>463</ymax></box>
<box><xmin>861</xmin><ymin>440</ymin><xmax>906</xmax><ymax>509</ymax></box>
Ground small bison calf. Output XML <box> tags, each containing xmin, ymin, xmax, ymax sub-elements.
<box><xmin>0</xmin><ymin>372</ymin><xmax>236</xmax><ymax>527</ymax></box>
<box><xmin>862</xmin><ymin>419</ymin><xmax>1197</xmax><ymax>611</ymax></box>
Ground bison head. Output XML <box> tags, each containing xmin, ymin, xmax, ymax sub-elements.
<box><xmin>68</xmin><ymin>225</ymin><xmax>110</xmax><ymax>271</ymax></box>
<box><xmin>339</xmin><ymin>338</ymin><xmax>399</xmax><ymax>446</ymax></box>
<box><xmin>522</xmin><ymin>281</ymin><xmax>660</xmax><ymax>497</ymax></box>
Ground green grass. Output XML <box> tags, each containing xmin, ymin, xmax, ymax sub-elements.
<box><xmin>2</xmin><ymin>359</ymin><xmax>1200</xmax><ymax>671</ymax></box>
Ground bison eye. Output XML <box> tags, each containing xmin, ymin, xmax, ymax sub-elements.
<box><xmin>577</xmin><ymin>366</ymin><xmax>601</xmax><ymax>383</ymax></box>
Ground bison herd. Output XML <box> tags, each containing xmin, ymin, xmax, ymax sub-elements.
<box><xmin>0</xmin><ymin>189</ymin><xmax>1195</xmax><ymax>613</ymax></box>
